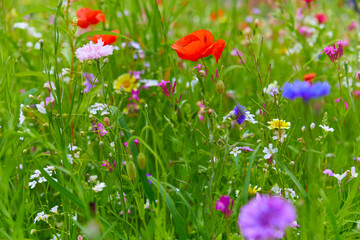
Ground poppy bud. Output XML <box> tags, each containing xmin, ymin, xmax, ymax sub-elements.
<box><xmin>216</xmin><ymin>80</ymin><xmax>225</xmax><ymax>94</ymax></box>
<box><xmin>104</xmin><ymin>117</ymin><xmax>110</xmax><ymax>126</ymax></box>
<box><xmin>127</xmin><ymin>161</ymin><xmax>137</xmax><ymax>180</ymax></box>
<box><xmin>137</xmin><ymin>152</ymin><xmax>146</xmax><ymax>170</ymax></box>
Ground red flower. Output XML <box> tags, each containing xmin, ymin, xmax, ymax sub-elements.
<box><xmin>171</xmin><ymin>29</ymin><xmax>225</xmax><ymax>64</ymax></box>
<box><xmin>76</xmin><ymin>8</ymin><xmax>106</xmax><ymax>29</ymax></box>
<box><xmin>90</xmin><ymin>30</ymin><xmax>120</xmax><ymax>45</ymax></box>
<box><xmin>304</xmin><ymin>0</ymin><xmax>314</xmax><ymax>2</ymax></box>
<box><xmin>315</xmin><ymin>13</ymin><xmax>327</xmax><ymax>24</ymax></box>
<box><xmin>304</xmin><ymin>73</ymin><xmax>316</xmax><ymax>84</ymax></box>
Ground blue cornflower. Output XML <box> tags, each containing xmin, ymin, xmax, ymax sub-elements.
<box><xmin>282</xmin><ymin>80</ymin><xmax>330</xmax><ymax>101</ymax></box>
<box><xmin>233</xmin><ymin>104</ymin><xmax>246</xmax><ymax>125</ymax></box>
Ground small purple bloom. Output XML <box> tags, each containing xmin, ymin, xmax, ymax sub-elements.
<box><xmin>239</xmin><ymin>146</ymin><xmax>254</xmax><ymax>153</ymax></box>
<box><xmin>323</xmin><ymin>169</ymin><xmax>334</xmax><ymax>176</ymax></box>
<box><xmin>193</xmin><ymin>64</ymin><xmax>202</xmax><ymax>73</ymax></box>
<box><xmin>83</xmin><ymin>72</ymin><xmax>98</xmax><ymax>93</ymax></box>
<box><xmin>91</xmin><ymin>121</ymin><xmax>108</xmax><ymax>138</ymax></box>
<box><xmin>129</xmin><ymin>89</ymin><xmax>139</xmax><ymax>101</ymax></box>
<box><xmin>322</xmin><ymin>40</ymin><xmax>344</xmax><ymax>63</ymax></box>
<box><xmin>215</xmin><ymin>195</ymin><xmax>234</xmax><ymax>218</ymax></box>
<box><xmin>233</xmin><ymin>104</ymin><xmax>246</xmax><ymax>125</ymax></box>
<box><xmin>282</xmin><ymin>80</ymin><xmax>330</xmax><ymax>101</ymax></box>
<box><xmin>146</xmin><ymin>173</ymin><xmax>152</xmax><ymax>184</ymax></box>
<box><xmin>238</xmin><ymin>195</ymin><xmax>297</xmax><ymax>240</ymax></box>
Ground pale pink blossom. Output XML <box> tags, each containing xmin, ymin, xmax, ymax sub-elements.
<box><xmin>75</xmin><ymin>39</ymin><xmax>114</xmax><ymax>62</ymax></box>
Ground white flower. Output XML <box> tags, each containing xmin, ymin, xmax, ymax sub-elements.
<box><xmin>13</xmin><ymin>22</ymin><xmax>29</xmax><ymax>29</ymax></box>
<box><xmin>334</xmin><ymin>171</ymin><xmax>348</xmax><ymax>184</ymax></box>
<box><xmin>50</xmin><ymin>205</ymin><xmax>59</xmax><ymax>214</ymax></box>
<box><xmin>38</xmin><ymin>177</ymin><xmax>47</xmax><ymax>183</ymax></box>
<box><xmin>263</xmin><ymin>143</ymin><xmax>278</xmax><ymax>160</ymax></box>
<box><xmin>230</xmin><ymin>147</ymin><xmax>242</xmax><ymax>157</ymax></box>
<box><xmin>67</xmin><ymin>154</ymin><xmax>73</xmax><ymax>164</ymax></box>
<box><xmin>263</xmin><ymin>81</ymin><xmax>279</xmax><ymax>95</ymax></box>
<box><xmin>319</xmin><ymin>124</ymin><xmax>334</xmax><ymax>132</ymax></box>
<box><xmin>34</xmin><ymin>211</ymin><xmax>49</xmax><ymax>223</ymax></box>
<box><xmin>19</xmin><ymin>104</ymin><xmax>25</xmax><ymax>126</ymax></box>
<box><xmin>301</xmin><ymin>126</ymin><xmax>305</xmax><ymax>132</ymax></box>
<box><xmin>29</xmin><ymin>180</ymin><xmax>37</xmax><ymax>189</ymax></box>
<box><xmin>272</xmin><ymin>130</ymin><xmax>287</xmax><ymax>143</ymax></box>
<box><xmin>310</xmin><ymin>123</ymin><xmax>315</xmax><ymax>129</ymax></box>
<box><xmin>72</xmin><ymin>213</ymin><xmax>77</xmax><ymax>221</ymax></box>
<box><xmin>89</xmin><ymin>103</ymin><xmax>110</xmax><ymax>115</ymax></box>
<box><xmin>93</xmin><ymin>181</ymin><xmax>106</xmax><ymax>192</ymax></box>
<box><xmin>36</xmin><ymin>101</ymin><xmax>46</xmax><ymax>114</ymax></box>
<box><xmin>30</xmin><ymin>170</ymin><xmax>41</xmax><ymax>179</ymax></box>
<box><xmin>89</xmin><ymin>175</ymin><xmax>98</xmax><ymax>183</ymax></box>
<box><xmin>62</xmin><ymin>68</ymin><xmax>70</xmax><ymax>76</ymax></box>
<box><xmin>245</xmin><ymin>111</ymin><xmax>258</xmax><ymax>124</ymax></box>
<box><xmin>351</xmin><ymin>166</ymin><xmax>358</xmax><ymax>179</ymax></box>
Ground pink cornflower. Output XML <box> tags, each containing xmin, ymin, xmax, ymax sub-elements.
<box><xmin>75</xmin><ymin>39</ymin><xmax>114</xmax><ymax>62</ymax></box>
<box><xmin>322</xmin><ymin>40</ymin><xmax>344</xmax><ymax>63</ymax></box>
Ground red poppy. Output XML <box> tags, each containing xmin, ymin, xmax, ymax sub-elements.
<box><xmin>90</xmin><ymin>30</ymin><xmax>120</xmax><ymax>45</ymax></box>
<box><xmin>171</xmin><ymin>29</ymin><xmax>225</xmax><ymax>64</ymax></box>
<box><xmin>315</xmin><ymin>13</ymin><xmax>327</xmax><ymax>24</ymax></box>
<box><xmin>76</xmin><ymin>8</ymin><xmax>106</xmax><ymax>29</ymax></box>
<box><xmin>304</xmin><ymin>73</ymin><xmax>316</xmax><ymax>84</ymax></box>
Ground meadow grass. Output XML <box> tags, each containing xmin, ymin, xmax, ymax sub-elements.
<box><xmin>1</xmin><ymin>0</ymin><xmax>360</xmax><ymax>239</ymax></box>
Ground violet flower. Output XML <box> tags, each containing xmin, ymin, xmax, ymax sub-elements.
<box><xmin>83</xmin><ymin>72</ymin><xmax>98</xmax><ymax>93</ymax></box>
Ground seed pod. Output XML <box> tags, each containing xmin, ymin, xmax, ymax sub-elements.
<box><xmin>137</xmin><ymin>152</ymin><xmax>146</xmax><ymax>170</ymax></box>
<box><xmin>104</xmin><ymin>117</ymin><xmax>110</xmax><ymax>126</ymax></box>
<box><xmin>127</xmin><ymin>161</ymin><xmax>137</xmax><ymax>180</ymax></box>
<box><xmin>216</xmin><ymin>80</ymin><xmax>225</xmax><ymax>95</ymax></box>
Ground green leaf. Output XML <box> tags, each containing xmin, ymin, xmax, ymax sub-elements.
<box><xmin>319</xmin><ymin>190</ymin><xmax>341</xmax><ymax>240</ymax></box>
<box><xmin>148</xmin><ymin>176</ymin><xmax>187</xmax><ymax>240</ymax></box>
<box><xmin>15</xmin><ymin>7</ymin><xmax>57</xmax><ymax>21</ymax></box>
<box><xmin>15</xmin><ymin>71</ymin><xmax>46</xmax><ymax>78</ymax></box>
<box><xmin>243</xmin><ymin>144</ymin><xmax>261</xmax><ymax>204</ymax></box>
<box><xmin>223</xmin><ymin>65</ymin><xmax>242</xmax><ymax>77</ymax></box>
<box><xmin>75</xmin><ymin>31</ymin><xmax>133</xmax><ymax>46</ymax></box>
<box><xmin>118</xmin><ymin>115</ymin><xmax>155</xmax><ymax>203</ymax></box>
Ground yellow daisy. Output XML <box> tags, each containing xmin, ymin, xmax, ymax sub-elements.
<box><xmin>267</xmin><ymin>119</ymin><xmax>290</xmax><ymax>130</ymax></box>
<box><xmin>113</xmin><ymin>73</ymin><xmax>138</xmax><ymax>93</ymax></box>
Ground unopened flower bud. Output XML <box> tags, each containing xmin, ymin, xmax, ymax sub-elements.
<box><xmin>127</xmin><ymin>161</ymin><xmax>137</xmax><ymax>180</ymax></box>
<box><xmin>99</xmin><ymin>141</ymin><xmax>103</xmax><ymax>146</ymax></box>
<box><xmin>103</xmin><ymin>58</ymin><xmax>109</xmax><ymax>64</ymax></box>
<box><xmin>104</xmin><ymin>117</ymin><xmax>110</xmax><ymax>126</ymax></box>
<box><xmin>199</xmin><ymin>70</ymin><xmax>206</xmax><ymax>77</ymax></box>
<box><xmin>301</xmin><ymin>126</ymin><xmax>305</xmax><ymax>132</ymax></box>
<box><xmin>310</xmin><ymin>123</ymin><xmax>315</xmax><ymax>129</ymax></box>
<box><xmin>137</xmin><ymin>152</ymin><xmax>146</xmax><ymax>170</ymax></box>
<box><xmin>216</xmin><ymin>80</ymin><xmax>225</xmax><ymax>95</ymax></box>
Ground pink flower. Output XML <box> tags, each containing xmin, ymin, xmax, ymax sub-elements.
<box><xmin>215</xmin><ymin>195</ymin><xmax>234</xmax><ymax>218</ymax></box>
<box><xmin>323</xmin><ymin>169</ymin><xmax>334</xmax><ymax>176</ymax></box>
<box><xmin>348</xmin><ymin>21</ymin><xmax>356</xmax><ymax>31</ymax></box>
<box><xmin>315</xmin><ymin>13</ymin><xmax>327</xmax><ymax>24</ymax></box>
<box><xmin>298</xmin><ymin>26</ymin><xmax>313</xmax><ymax>37</ymax></box>
<box><xmin>322</xmin><ymin>40</ymin><xmax>344</xmax><ymax>63</ymax></box>
<box><xmin>334</xmin><ymin>98</ymin><xmax>349</xmax><ymax>110</ymax></box>
<box><xmin>129</xmin><ymin>89</ymin><xmax>139</xmax><ymax>101</ymax></box>
<box><xmin>75</xmin><ymin>39</ymin><xmax>114</xmax><ymax>62</ymax></box>
<box><xmin>158</xmin><ymin>80</ymin><xmax>177</xmax><ymax>98</ymax></box>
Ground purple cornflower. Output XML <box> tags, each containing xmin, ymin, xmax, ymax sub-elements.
<box><xmin>158</xmin><ymin>80</ymin><xmax>176</xmax><ymax>98</ymax></box>
<box><xmin>238</xmin><ymin>195</ymin><xmax>297</xmax><ymax>240</ymax></box>
<box><xmin>323</xmin><ymin>169</ymin><xmax>334</xmax><ymax>176</ymax></box>
<box><xmin>239</xmin><ymin>146</ymin><xmax>254</xmax><ymax>153</ymax></box>
<box><xmin>233</xmin><ymin>104</ymin><xmax>246</xmax><ymax>125</ymax></box>
<box><xmin>322</xmin><ymin>40</ymin><xmax>344</xmax><ymax>63</ymax></box>
<box><xmin>83</xmin><ymin>72</ymin><xmax>98</xmax><ymax>93</ymax></box>
<box><xmin>282</xmin><ymin>80</ymin><xmax>330</xmax><ymax>101</ymax></box>
<box><xmin>215</xmin><ymin>195</ymin><xmax>234</xmax><ymax>218</ymax></box>
<box><xmin>75</xmin><ymin>39</ymin><xmax>114</xmax><ymax>62</ymax></box>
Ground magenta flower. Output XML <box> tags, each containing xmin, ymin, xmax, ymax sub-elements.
<box><xmin>334</xmin><ymin>98</ymin><xmax>349</xmax><ymax>110</ymax></box>
<box><xmin>323</xmin><ymin>169</ymin><xmax>334</xmax><ymax>176</ymax></box>
<box><xmin>92</xmin><ymin>121</ymin><xmax>108</xmax><ymax>138</ymax></box>
<box><xmin>215</xmin><ymin>195</ymin><xmax>234</xmax><ymax>218</ymax></box>
<box><xmin>322</xmin><ymin>40</ymin><xmax>344</xmax><ymax>63</ymax></box>
<box><xmin>238</xmin><ymin>195</ymin><xmax>297</xmax><ymax>240</ymax></box>
<box><xmin>75</xmin><ymin>39</ymin><xmax>114</xmax><ymax>62</ymax></box>
<box><xmin>158</xmin><ymin>80</ymin><xmax>176</xmax><ymax>98</ymax></box>
<box><xmin>129</xmin><ymin>70</ymin><xmax>142</xmax><ymax>80</ymax></box>
<box><xmin>193</xmin><ymin>64</ymin><xmax>203</xmax><ymax>73</ymax></box>
<box><xmin>129</xmin><ymin>89</ymin><xmax>139</xmax><ymax>101</ymax></box>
